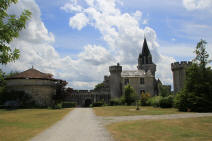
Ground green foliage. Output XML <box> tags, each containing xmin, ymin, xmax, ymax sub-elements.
<box><xmin>110</xmin><ymin>98</ymin><xmax>123</xmax><ymax>106</ymax></box>
<box><xmin>175</xmin><ymin>40</ymin><xmax>212</xmax><ymax>112</ymax></box>
<box><xmin>93</xmin><ymin>101</ymin><xmax>104</xmax><ymax>107</ymax></box>
<box><xmin>159</xmin><ymin>95</ymin><xmax>174</xmax><ymax>108</ymax></box>
<box><xmin>0</xmin><ymin>0</ymin><xmax>31</xmax><ymax>64</ymax></box>
<box><xmin>193</xmin><ymin>39</ymin><xmax>211</xmax><ymax>68</ymax></box>
<box><xmin>140</xmin><ymin>93</ymin><xmax>151</xmax><ymax>106</ymax></box>
<box><xmin>158</xmin><ymin>84</ymin><xmax>171</xmax><ymax>97</ymax></box>
<box><xmin>94</xmin><ymin>83</ymin><xmax>104</xmax><ymax>91</ymax></box>
<box><xmin>62</xmin><ymin>102</ymin><xmax>76</xmax><ymax>108</ymax></box>
<box><xmin>147</xmin><ymin>96</ymin><xmax>163</xmax><ymax>107</ymax></box>
<box><xmin>0</xmin><ymin>90</ymin><xmax>35</xmax><ymax>108</ymax></box>
<box><xmin>123</xmin><ymin>84</ymin><xmax>137</xmax><ymax>105</ymax></box>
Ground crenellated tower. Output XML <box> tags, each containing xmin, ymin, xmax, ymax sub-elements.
<box><xmin>171</xmin><ymin>61</ymin><xmax>192</xmax><ymax>93</ymax></box>
<box><xmin>109</xmin><ymin>63</ymin><xmax>122</xmax><ymax>98</ymax></box>
<box><xmin>137</xmin><ymin>38</ymin><xmax>156</xmax><ymax>75</ymax></box>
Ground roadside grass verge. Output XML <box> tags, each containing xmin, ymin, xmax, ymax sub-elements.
<box><xmin>0</xmin><ymin>108</ymin><xmax>72</xmax><ymax>141</ymax></box>
<box><xmin>107</xmin><ymin>116</ymin><xmax>212</xmax><ymax>141</ymax></box>
<box><xmin>94</xmin><ymin>106</ymin><xmax>185</xmax><ymax>117</ymax></box>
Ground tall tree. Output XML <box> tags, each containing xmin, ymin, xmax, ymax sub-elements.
<box><xmin>0</xmin><ymin>0</ymin><xmax>31</xmax><ymax>64</ymax></box>
<box><xmin>175</xmin><ymin>40</ymin><xmax>212</xmax><ymax>112</ymax></box>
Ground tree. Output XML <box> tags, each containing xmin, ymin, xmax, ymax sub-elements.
<box><xmin>175</xmin><ymin>40</ymin><xmax>212</xmax><ymax>112</ymax></box>
<box><xmin>123</xmin><ymin>84</ymin><xmax>137</xmax><ymax>105</ymax></box>
<box><xmin>94</xmin><ymin>83</ymin><xmax>104</xmax><ymax>91</ymax></box>
<box><xmin>0</xmin><ymin>0</ymin><xmax>31</xmax><ymax>65</ymax></box>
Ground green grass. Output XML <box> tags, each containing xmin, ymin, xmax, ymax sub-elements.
<box><xmin>0</xmin><ymin>108</ymin><xmax>72</xmax><ymax>141</ymax></box>
<box><xmin>107</xmin><ymin>117</ymin><xmax>212</xmax><ymax>141</ymax></box>
<box><xmin>94</xmin><ymin>106</ymin><xmax>185</xmax><ymax>116</ymax></box>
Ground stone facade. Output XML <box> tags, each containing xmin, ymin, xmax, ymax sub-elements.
<box><xmin>64</xmin><ymin>90</ymin><xmax>110</xmax><ymax>106</ymax></box>
<box><xmin>108</xmin><ymin>38</ymin><xmax>159</xmax><ymax>98</ymax></box>
<box><xmin>171</xmin><ymin>61</ymin><xmax>192</xmax><ymax>93</ymax></box>
<box><xmin>6</xmin><ymin>79</ymin><xmax>56</xmax><ymax>106</ymax></box>
<box><xmin>5</xmin><ymin>68</ymin><xmax>64</xmax><ymax>107</ymax></box>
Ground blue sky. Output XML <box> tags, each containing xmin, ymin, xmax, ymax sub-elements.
<box><xmin>35</xmin><ymin>0</ymin><xmax>212</xmax><ymax>60</ymax></box>
<box><xmin>4</xmin><ymin>0</ymin><xmax>212</xmax><ymax>89</ymax></box>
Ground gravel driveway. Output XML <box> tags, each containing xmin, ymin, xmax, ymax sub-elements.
<box><xmin>30</xmin><ymin>108</ymin><xmax>114</xmax><ymax>141</ymax></box>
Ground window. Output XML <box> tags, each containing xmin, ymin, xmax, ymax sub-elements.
<box><xmin>140</xmin><ymin>78</ymin><xmax>144</xmax><ymax>84</ymax></box>
<box><xmin>125</xmin><ymin>78</ymin><xmax>129</xmax><ymax>85</ymax></box>
<box><xmin>140</xmin><ymin>90</ymin><xmax>145</xmax><ymax>94</ymax></box>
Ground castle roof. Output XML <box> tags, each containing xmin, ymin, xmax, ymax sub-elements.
<box><xmin>121</xmin><ymin>70</ymin><xmax>153</xmax><ymax>77</ymax></box>
<box><xmin>6</xmin><ymin>67</ymin><xmax>56</xmax><ymax>80</ymax></box>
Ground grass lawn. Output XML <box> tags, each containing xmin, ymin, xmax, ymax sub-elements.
<box><xmin>0</xmin><ymin>108</ymin><xmax>72</xmax><ymax>141</ymax></box>
<box><xmin>94</xmin><ymin>106</ymin><xmax>185</xmax><ymax>116</ymax></box>
<box><xmin>107</xmin><ymin>116</ymin><xmax>212</xmax><ymax>141</ymax></box>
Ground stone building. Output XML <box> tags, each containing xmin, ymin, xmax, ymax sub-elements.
<box><xmin>65</xmin><ymin>38</ymin><xmax>166</xmax><ymax>105</ymax></box>
<box><xmin>171</xmin><ymin>61</ymin><xmax>192</xmax><ymax>93</ymax></box>
<box><xmin>6</xmin><ymin>67</ymin><xmax>65</xmax><ymax>107</ymax></box>
<box><xmin>108</xmin><ymin>38</ymin><xmax>159</xmax><ymax>98</ymax></box>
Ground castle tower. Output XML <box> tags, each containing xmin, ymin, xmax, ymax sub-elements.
<box><xmin>171</xmin><ymin>61</ymin><xmax>192</xmax><ymax>93</ymax></box>
<box><xmin>109</xmin><ymin>63</ymin><xmax>122</xmax><ymax>98</ymax></box>
<box><xmin>137</xmin><ymin>38</ymin><xmax>156</xmax><ymax>75</ymax></box>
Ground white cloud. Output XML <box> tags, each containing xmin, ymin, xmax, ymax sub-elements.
<box><xmin>183</xmin><ymin>0</ymin><xmax>212</xmax><ymax>10</ymax></box>
<box><xmin>62</xmin><ymin>0</ymin><xmax>176</xmax><ymax>85</ymax></box>
<box><xmin>2</xmin><ymin>0</ymin><xmax>113</xmax><ymax>89</ymax></box>
<box><xmin>69</xmin><ymin>13</ymin><xmax>89</xmax><ymax>30</ymax></box>
<box><xmin>60</xmin><ymin>0</ymin><xmax>82</xmax><ymax>12</ymax></box>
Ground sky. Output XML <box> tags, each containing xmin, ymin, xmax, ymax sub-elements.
<box><xmin>2</xmin><ymin>0</ymin><xmax>212</xmax><ymax>90</ymax></box>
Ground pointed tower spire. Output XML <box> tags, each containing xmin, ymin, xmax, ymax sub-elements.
<box><xmin>137</xmin><ymin>37</ymin><xmax>156</xmax><ymax>75</ymax></box>
<box><xmin>141</xmin><ymin>37</ymin><xmax>151</xmax><ymax>57</ymax></box>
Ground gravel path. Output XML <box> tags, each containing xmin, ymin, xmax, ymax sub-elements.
<box><xmin>30</xmin><ymin>108</ymin><xmax>114</xmax><ymax>141</ymax></box>
<box><xmin>98</xmin><ymin>113</ymin><xmax>212</xmax><ymax>125</ymax></box>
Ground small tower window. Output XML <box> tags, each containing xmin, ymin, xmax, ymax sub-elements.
<box><xmin>140</xmin><ymin>78</ymin><xmax>144</xmax><ymax>84</ymax></box>
<box><xmin>125</xmin><ymin>78</ymin><xmax>129</xmax><ymax>85</ymax></box>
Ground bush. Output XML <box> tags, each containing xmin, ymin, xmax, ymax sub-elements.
<box><xmin>52</xmin><ymin>102</ymin><xmax>63</xmax><ymax>109</ymax></box>
<box><xmin>62</xmin><ymin>102</ymin><xmax>76</xmax><ymax>108</ymax></box>
<box><xmin>93</xmin><ymin>101</ymin><xmax>104</xmax><ymax>107</ymax></box>
<box><xmin>159</xmin><ymin>95</ymin><xmax>174</xmax><ymax>108</ymax></box>
<box><xmin>148</xmin><ymin>96</ymin><xmax>162</xmax><ymax>107</ymax></box>
<box><xmin>124</xmin><ymin>84</ymin><xmax>137</xmax><ymax>105</ymax></box>
<box><xmin>110</xmin><ymin>98</ymin><xmax>123</xmax><ymax>106</ymax></box>
<box><xmin>0</xmin><ymin>90</ymin><xmax>35</xmax><ymax>108</ymax></box>
<box><xmin>140</xmin><ymin>93</ymin><xmax>151</xmax><ymax>106</ymax></box>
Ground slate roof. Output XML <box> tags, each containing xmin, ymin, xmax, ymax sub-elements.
<box><xmin>121</xmin><ymin>70</ymin><xmax>153</xmax><ymax>77</ymax></box>
<box><xmin>6</xmin><ymin>68</ymin><xmax>55</xmax><ymax>80</ymax></box>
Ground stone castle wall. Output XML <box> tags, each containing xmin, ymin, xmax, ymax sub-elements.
<box><xmin>171</xmin><ymin>61</ymin><xmax>192</xmax><ymax>93</ymax></box>
<box><xmin>6</xmin><ymin>79</ymin><xmax>56</xmax><ymax>107</ymax></box>
<box><xmin>109</xmin><ymin>64</ymin><xmax>122</xmax><ymax>98</ymax></box>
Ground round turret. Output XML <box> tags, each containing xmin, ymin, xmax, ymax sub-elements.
<box><xmin>109</xmin><ymin>63</ymin><xmax>122</xmax><ymax>98</ymax></box>
<box><xmin>171</xmin><ymin>61</ymin><xmax>192</xmax><ymax>93</ymax></box>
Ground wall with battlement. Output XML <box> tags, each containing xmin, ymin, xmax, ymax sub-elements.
<box><xmin>171</xmin><ymin>61</ymin><xmax>192</xmax><ymax>70</ymax></box>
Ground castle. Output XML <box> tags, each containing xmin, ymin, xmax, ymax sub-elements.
<box><xmin>5</xmin><ymin>38</ymin><xmax>191</xmax><ymax>107</ymax></box>
<box><xmin>108</xmin><ymin>38</ymin><xmax>158</xmax><ymax>98</ymax></box>
<box><xmin>65</xmin><ymin>38</ymin><xmax>162</xmax><ymax>106</ymax></box>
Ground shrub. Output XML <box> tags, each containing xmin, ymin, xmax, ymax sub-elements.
<box><xmin>93</xmin><ymin>101</ymin><xmax>104</xmax><ymax>107</ymax></box>
<box><xmin>53</xmin><ymin>102</ymin><xmax>63</xmax><ymax>109</ymax></box>
<box><xmin>140</xmin><ymin>93</ymin><xmax>151</xmax><ymax>106</ymax></box>
<box><xmin>148</xmin><ymin>96</ymin><xmax>162</xmax><ymax>107</ymax></box>
<box><xmin>124</xmin><ymin>84</ymin><xmax>137</xmax><ymax>105</ymax></box>
<box><xmin>0</xmin><ymin>90</ymin><xmax>35</xmax><ymax>108</ymax></box>
<box><xmin>62</xmin><ymin>102</ymin><xmax>76</xmax><ymax>108</ymax></box>
<box><xmin>110</xmin><ymin>98</ymin><xmax>123</xmax><ymax>106</ymax></box>
<box><xmin>159</xmin><ymin>95</ymin><xmax>174</xmax><ymax>108</ymax></box>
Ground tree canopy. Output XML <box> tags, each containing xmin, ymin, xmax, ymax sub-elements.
<box><xmin>0</xmin><ymin>0</ymin><xmax>31</xmax><ymax>65</ymax></box>
<box><xmin>175</xmin><ymin>39</ymin><xmax>212</xmax><ymax>112</ymax></box>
